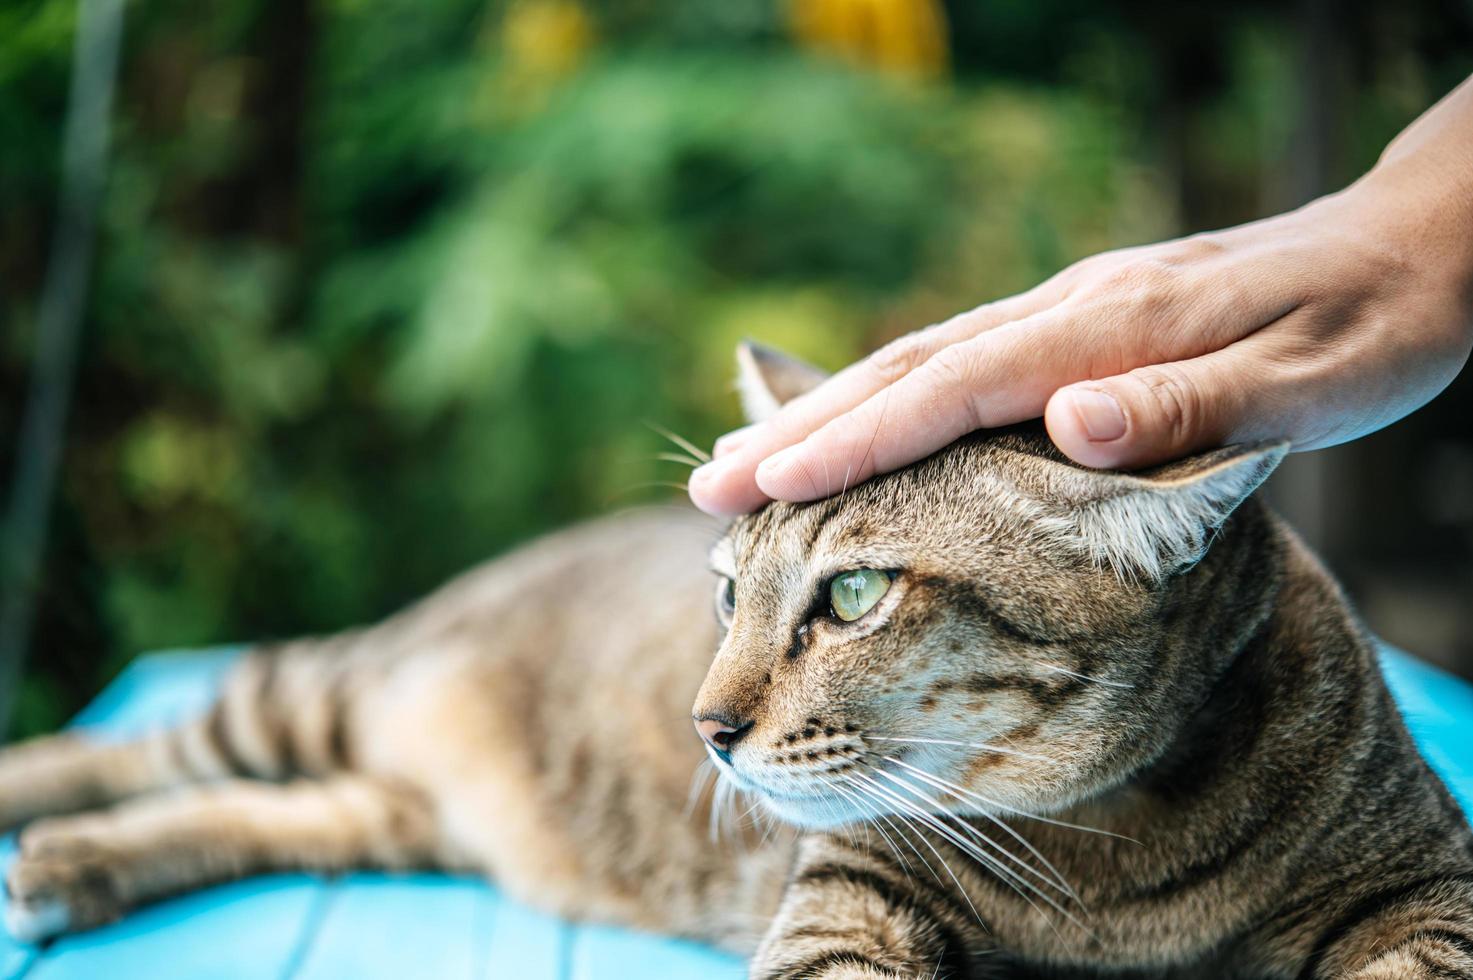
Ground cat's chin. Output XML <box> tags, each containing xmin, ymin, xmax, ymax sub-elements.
<box><xmin>756</xmin><ymin>792</ymin><xmax>868</xmax><ymax>830</ymax></box>
<box><xmin>708</xmin><ymin>753</ymin><xmax>871</xmax><ymax>829</ymax></box>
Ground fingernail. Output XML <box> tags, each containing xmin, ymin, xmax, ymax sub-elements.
<box><xmin>713</xmin><ymin>426</ymin><xmax>755</xmax><ymax>458</ymax></box>
<box><xmin>755</xmin><ymin>444</ymin><xmax>802</xmax><ymax>482</ymax></box>
<box><xmin>1068</xmin><ymin>388</ymin><xmax>1126</xmax><ymax>442</ymax></box>
<box><xmin>690</xmin><ymin>459</ymin><xmax>727</xmax><ymax>491</ymax></box>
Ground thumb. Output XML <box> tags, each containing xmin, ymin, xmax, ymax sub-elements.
<box><xmin>1044</xmin><ymin>350</ymin><xmax>1256</xmax><ymax>470</ymax></box>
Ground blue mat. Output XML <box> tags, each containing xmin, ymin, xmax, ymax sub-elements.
<box><xmin>2</xmin><ymin>645</ymin><xmax>1470</xmax><ymax>978</ymax></box>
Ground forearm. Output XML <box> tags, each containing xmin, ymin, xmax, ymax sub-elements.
<box><xmin>1356</xmin><ymin>75</ymin><xmax>1473</xmax><ymax>342</ymax></box>
<box><xmin>1268</xmin><ymin>74</ymin><xmax>1473</xmax><ymax>361</ymax></box>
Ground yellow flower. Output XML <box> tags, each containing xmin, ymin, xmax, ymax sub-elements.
<box><xmin>502</xmin><ymin>0</ymin><xmax>595</xmax><ymax>82</ymax></box>
<box><xmin>788</xmin><ymin>0</ymin><xmax>949</xmax><ymax>80</ymax></box>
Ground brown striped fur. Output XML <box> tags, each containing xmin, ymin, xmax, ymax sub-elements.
<box><xmin>2</xmin><ymin>343</ymin><xmax>1470</xmax><ymax>979</ymax></box>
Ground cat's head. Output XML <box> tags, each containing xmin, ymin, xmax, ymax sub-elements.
<box><xmin>692</xmin><ymin>341</ymin><xmax>1287</xmax><ymax>829</ymax></box>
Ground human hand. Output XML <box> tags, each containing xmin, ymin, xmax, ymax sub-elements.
<box><xmin>688</xmin><ymin>79</ymin><xmax>1473</xmax><ymax>517</ymax></box>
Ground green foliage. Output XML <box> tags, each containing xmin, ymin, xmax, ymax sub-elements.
<box><xmin>2</xmin><ymin>0</ymin><xmax>1467</xmax><ymax>736</ymax></box>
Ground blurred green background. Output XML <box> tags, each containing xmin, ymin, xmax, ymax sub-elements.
<box><xmin>3</xmin><ymin>0</ymin><xmax>1472</xmax><ymax>738</ymax></box>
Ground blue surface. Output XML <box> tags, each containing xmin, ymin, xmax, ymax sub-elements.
<box><xmin>1</xmin><ymin>645</ymin><xmax>1469</xmax><ymax>978</ymax></box>
<box><xmin>0</xmin><ymin>649</ymin><xmax>744</xmax><ymax>980</ymax></box>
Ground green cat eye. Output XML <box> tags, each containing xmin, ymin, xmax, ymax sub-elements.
<box><xmin>829</xmin><ymin>569</ymin><xmax>892</xmax><ymax>622</ymax></box>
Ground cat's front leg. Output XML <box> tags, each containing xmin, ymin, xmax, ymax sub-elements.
<box><xmin>3</xmin><ymin>775</ymin><xmax>439</xmax><ymax>941</ymax></box>
<box><xmin>1294</xmin><ymin>875</ymin><xmax>1473</xmax><ymax>979</ymax></box>
<box><xmin>750</xmin><ymin>834</ymin><xmax>987</xmax><ymax>980</ymax></box>
<box><xmin>1329</xmin><ymin>928</ymin><xmax>1473</xmax><ymax>979</ymax></box>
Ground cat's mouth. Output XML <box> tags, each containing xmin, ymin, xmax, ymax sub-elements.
<box><xmin>710</xmin><ymin>736</ymin><xmax>1042</xmax><ymax>833</ymax></box>
<box><xmin>706</xmin><ymin>741</ymin><xmax>919</xmax><ymax>829</ymax></box>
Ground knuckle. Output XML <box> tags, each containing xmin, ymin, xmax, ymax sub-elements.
<box><xmin>866</xmin><ymin>333</ymin><xmax>935</xmax><ymax>386</ymax></box>
<box><xmin>1098</xmin><ymin>258</ymin><xmax>1181</xmax><ymax>313</ymax></box>
<box><xmin>925</xmin><ymin>343</ymin><xmax>981</xmax><ymax>388</ymax></box>
<box><xmin>919</xmin><ymin>345</ymin><xmax>985</xmax><ymax>427</ymax></box>
<box><xmin>1060</xmin><ymin>256</ymin><xmax>1186</xmax><ymax>359</ymax></box>
<box><xmin>1075</xmin><ymin>245</ymin><xmax>1138</xmax><ymax>275</ymax></box>
<box><xmin>1169</xmin><ymin>233</ymin><xmax>1227</xmax><ymax>262</ymax></box>
<box><xmin>1054</xmin><ymin>252</ymin><xmax>1118</xmax><ymax>294</ymax></box>
<box><xmin>1129</xmin><ymin>364</ymin><xmax>1198</xmax><ymax>445</ymax></box>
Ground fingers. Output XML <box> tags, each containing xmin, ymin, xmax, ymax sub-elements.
<box><xmin>712</xmin><ymin>426</ymin><xmax>755</xmax><ymax>459</ymax></box>
<box><xmin>689</xmin><ymin>289</ymin><xmax>1061</xmax><ymax>514</ymax></box>
<box><xmin>689</xmin><ymin>241</ymin><xmax>1312</xmax><ymax>513</ymax></box>
<box><xmin>1044</xmin><ymin>341</ymin><xmax>1265</xmax><ymax>470</ymax></box>
<box><xmin>752</xmin><ymin>313</ymin><xmax>1086</xmax><ymax>501</ymax></box>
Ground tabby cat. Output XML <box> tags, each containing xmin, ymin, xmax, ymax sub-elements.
<box><xmin>2</xmin><ymin>342</ymin><xmax>1471</xmax><ymax>979</ymax></box>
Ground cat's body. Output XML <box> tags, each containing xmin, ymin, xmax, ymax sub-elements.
<box><xmin>3</xmin><ymin>345</ymin><xmax>1471</xmax><ymax>978</ymax></box>
<box><xmin>0</xmin><ymin>508</ymin><xmax>791</xmax><ymax>951</ymax></box>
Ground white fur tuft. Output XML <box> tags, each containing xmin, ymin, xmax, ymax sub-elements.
<box><xmin>1068</xmin><ymin>483</ymin><xmax>1240</xmax><ymax>581</ymax></box>
<box><xmin>736</xmin><ymin>347</ymin><xmax>783</xmax><ymax>423</ymax></box>
<box><xmin>4</xmin><ymin>897</ymin><xmax>71</xmax><ymax>944</ymax></box>
<box><xmin>1041</xmin><ymin>443</ymin><xmax>1288</xmax><ymax>581</ymax></box>
<box><xmin>735</xmin><ymin>341</ymin><xmax>829</xmax><ymax>424</ymax></box>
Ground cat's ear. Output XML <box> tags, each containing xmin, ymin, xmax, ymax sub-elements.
<box><xmin>1050</xmin><ymin>441</ymin><xmax>1289</xmax><ymax>581</ymax></box>
<box><xmin>735</xmin><ymin>341</ymin><xmax>829</xmax><ymax>424</ymax></box>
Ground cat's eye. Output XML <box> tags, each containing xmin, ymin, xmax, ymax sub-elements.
<box><xmin>715</xmin><ymin>577</ymin><xmax>736</xmax><ymax>623</ymax></box>
<box><xmin>829</xmin><ymin>569</ymin><xmax>892</xmax><ymax>622</ymax></box>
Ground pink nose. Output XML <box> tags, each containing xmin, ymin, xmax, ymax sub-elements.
<box><xmin>694</xmin><ymin>717</ymin><xmax>751</xmax><ymax>755</ymax></box>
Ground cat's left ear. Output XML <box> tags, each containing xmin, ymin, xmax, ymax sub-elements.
<box><xmin>735</xmin><ymin>340</ymin><xmax>830</xmax><ymax>424</ymax></box>
<box><xmin>1050</xmin><ymin>441</ymin><xmax>1289</xmax><ymax>580</ymax></box>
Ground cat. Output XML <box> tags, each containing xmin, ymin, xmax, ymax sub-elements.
<box><xmin>2</xmin><ymin>341</ymin><xmax>1471</xmax><ymax>979</ymax></box>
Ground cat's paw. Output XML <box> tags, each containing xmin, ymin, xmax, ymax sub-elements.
<box><xmin>3</xmin><ymin>837</ymin><xmax>124</xmax><ymax>942</ymax></box>
<box><xmin>756</xmin><ymin>958</ymin><xmax>919</xmax><ymax>980</ymax></box>
<box><xmin>761</xmin><ymin>968</ymin><xmax>897</xmax><ymax>980</ymax></box>
<box><xmin>2</xmin><ymin>892</ymin><xmax>70</xmax><ymax>945</ymax></box>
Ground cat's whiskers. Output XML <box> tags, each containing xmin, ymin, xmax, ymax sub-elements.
<box><xmin>707</xmin><ymin>774</ymin><xmax>727</xmax><ymax>842</ymax></box>
<box><xmin>798</xmin><ymin>456</ymin><xmax>821</xmax><ymax>499</ymax></box>
<box><xmin>839</xmin><ymin>427</ymin><xmax>857</xmax><ymax>497</ymax></box>
<box><xmin>851</xmin><ymin>769</ymin><xmax>1068</xmax><ymax>915</ymax></box>
<box><xmin>709</xmin><ymin>775</ymin><xmax>750</xmax><ymax>846</ymax></box>
<box><xmin>607</xmin><ymin>480</ymin><xmax>691</xmax><ymax>502</ymax></box>
<box><xmin>838</xmin><ymin>791</ymin><xmax>881</xmax><ymax>856</ymax></box>
<box><xmin>833</xmin><ymin>377</ymin><xmax>894</xmax><ymax>498</ymax></box>
<box><xmin>737</xmin><ymin>789</ymin><xmax>789</xmax><ymax>852</ymax></box>
<box><xmin>1038</xmin><ymin>663</ymin><xmax>1134</xmax><ymax>689</ymax></box>
<box><xmin>848</xmin><ymin>783</ymin><xmax>957</xmax><ymax>896</ymax></box>
<box><xmin>692</xmin><ymin>758</ymin><xmax>754</xmax><ymax>850</ymax></box>
<box><xmin>650</xmin><ymin>451</ymin><xmax>704</xmax><ymax>468</ymax></box>
<box><xmin>866</xmin><ymin>735</ymin><xmax>1054</xmax><ymax>764</ymax></box>
<box><xmin>872</xmin><ymin>760</ymin><xmax>1081</xmax><ymax>906</ymax></box>
<box><xmin>852</xmin><ymin>767</ymin><xmax>1091</xmax><ymax>944</ymax></box>
<box><xmin>643</xmin><ymin>421</ymin><xmax>711</xmax><ymax>463</ymax></box>
<box><xmin>843</xmin><ymin>772</ymin><xmax>991</xmax><ymax>929</ymax></box>
<box><xmin>856</xmin><ymin>382</ymin><xmax>895</xmax><ymax>491</ymax></box>
<box><xmin>684</xmin><ymin>758</ymin><xmax>717</xmax><ymax>822</ymax></box>
<box><xmin>828</xmin><ymin>781</ymin><xmax>922</xmax><ymax>883</ymax></box>
<box><xmin>862</xmin><ymin>766</ymin><xmax>1078</xmax><ymax>907</ymax></box>
<box><xmin>822</xmin><ymin>792</ymin><xmax>865</xmax><ymax>854</ymax></box>
<box><xmin>881</xmin><ymin>755</ymin><xmax>1141</xmax><ymax>845</ymax></box>
<box><xmin>753</xmin><ymin>806</ymin><xmax>776</xmax><ymax>849</ymax></box>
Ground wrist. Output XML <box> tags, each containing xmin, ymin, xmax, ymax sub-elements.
<box><xmin>1332</xmin><ymin>163</ymin><xmax>1473</xmax><ymax>343</ymax></box>
<box><xmin>1363</xmin><ymin>142</ymin><xmax>1473</xmax><ymax>275</ymax></box>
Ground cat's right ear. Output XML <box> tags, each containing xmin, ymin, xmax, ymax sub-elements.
<box><xmin>736</xmin><ymin>341</ymin><xmax>830</xmax><ymax>424</ymax></box>
<box><xmin>1046</xmin><ymin>440</ymin><xmax>1289</xmax><ymax>581</ymax></box>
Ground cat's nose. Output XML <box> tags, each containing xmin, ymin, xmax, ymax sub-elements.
<box><xmin>694</xmin><ymin>717</ymin><xmax>753</xmax><ymax>761</ymax></box>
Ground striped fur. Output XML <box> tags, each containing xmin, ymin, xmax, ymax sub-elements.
<box><xmin>2</xmin><ymin>345</ymin><xmax>1470</xmax><ymax>979</ymax></box>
